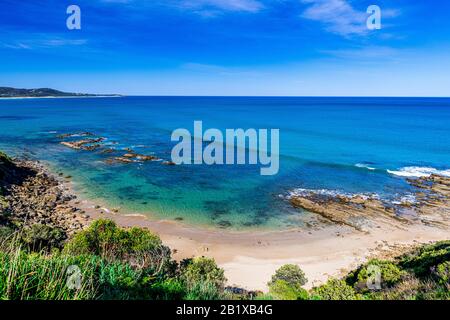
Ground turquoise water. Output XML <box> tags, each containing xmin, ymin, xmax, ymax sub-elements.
<box><xmin>1</xmin><ymin>97</ymin><xmax>449</xmax><ymax>229</ymax></box>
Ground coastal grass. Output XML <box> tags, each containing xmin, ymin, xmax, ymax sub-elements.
<box><xmin>0</xmin><ymin>220</ymin><xmax>230</xmax><ymax>300</ymax></box>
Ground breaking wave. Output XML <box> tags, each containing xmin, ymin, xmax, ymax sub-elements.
<box><xmin>387</xmin><ymin>166</ymin><xmax>450</xmax><ymax>178</ymax></box>
<box><xmin>355</xmin><ymin>163</ymin><xmax>376</xmax><ymax>171</ymax></box>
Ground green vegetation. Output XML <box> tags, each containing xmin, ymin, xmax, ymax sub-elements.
<box><xmin>63</xmin><ymin>219</ymin><xmax>171</xmax><ymax>271</ymax></box>
<box><xmin>346</xmin><ymin>259</ymin><xmax>405</xmax><ymax>292</ymax></box>
<box><xmin>0</xmin><ymin>150</ymin><xmax>13</xmax><ymax>182</ymax></box>
<box><xmin>268</xmin><ymin>280</ymin><xmax>309</xmax><ymax>300</ymax></box>
<box><xmin>267</xmin><ymin>264</ymin><xmax>309</xmax><ymax>300</ymax></box>
<box><xmin>0</xmin><ymin>87</ymin><xmax>116</xmax><ymax>98</ymax></box>
<box><xmin>20</xmin><ymin>224</ymin><xmax>66</xmax><ymax>252</ymax></box>
<box><xmin>0</xmin><ymin>219</ymin><xmax>233</xmax><ymax>300</ymax></box>
<box><xmin>0</xmin><ymin>219</ymin><xmax>448</xmax><ymax>300</ymax></box>
<box><xmin>0</xmin><ymin>151</ymin><xmax>12</xmax><ymax>165</ymax></box>
<box><xmin>263</xmin><ymin>241</ymin><xmax>450</xmax><ymax>301</ymax></box>
<box><xmin>311</xmin><ymin>279</ymin><xmax>361</xmax><ymax>300</ymax></box>
<box><xmin>268</xmin><ymin>264</ymin><xmax>307</xmax><ymax>287</ymax></box>
<box><xmin>314</xmin><ymin>241</ymin><xmax>450</xmax><ymax>300</ymax></box>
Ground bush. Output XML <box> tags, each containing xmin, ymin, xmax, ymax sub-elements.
<box><xmin>312</xmin><ymin>279</ymin><xmax>360</xmax><ymax>300</ymax></box>
<box><xmin>436</xmin><ymin>261</ymin><xmax>450</xmax><ymax>285</ymax></box>
<box><xmin>0</xmin><ymin>151</ymin><xmax>12</xmax><ymax>164</ymax></box>
<box><xmin>0</xmin><ymin>151</ymin><xmax>14</xmax><ymax>180</ymax></box>
<box><xmin>20</xmin><ymin>224</ymin><xmax>66</xmax><ymax>252</ymax></box>
<box><xmin>64</xmin><ymin>219</ymin><xmax>171</xmax><ymax>272</ymax></box>
<box><xmin>0</xmin><ymin>225</ymin><xmax>14</xmax><ymax>241</ymax></box>
<box><xmin>268</xmin><ymin>264</ymin><xmax>308</xmax><ymax>287</ymax></box>
<box><xmin>399</xmin><ymin>241</ymin><xmax>450</xmax><ymax>277</ymax></box>
<box><xmin>184</xmin><ymin>280</ymin><xmax>226</xmax><ymax>300</ymax></box>
<box><xmin>182</xmin><ymin>257</ymin><xmax>226</xmax><ymax>290</ymax></box>
<box><xmin>268</xmin><ymin>279</ymin><xmax>309</xmax><ymax>300</ymax></box>
<box><xmin>0</xmin><ymin>247</ymin><xmax>187</xmax><ymax>300</ymax></box>
<box><xmin>347</xmin><ymin>259</ymin><xmax>405</xmax><ymax>291</ymax></box>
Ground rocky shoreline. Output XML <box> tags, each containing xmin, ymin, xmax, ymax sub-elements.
<box><xmin>288</xmin><ymin>174</ymin><xmax>450</xmax><ymax>233</ymax></box>
<box><xmin>0</xmin><ymin>157</ymin><xmax>88</xmax><ymax>238</ymax></box>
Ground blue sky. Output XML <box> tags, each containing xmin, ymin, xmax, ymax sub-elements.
<box><xmin>0</xmin><ymin>0</ymin><xmax>449</xmax><ymax>96</ymax></box>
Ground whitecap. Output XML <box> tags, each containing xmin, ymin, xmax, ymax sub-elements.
<box><xmin>286</xmin><ymin>188</ymin><xmax>379</xmax><ymax>200</ymax></box>
<box><xmin>387</xmin><ymin>166</ymin><xmax>450</xmax><ymax>178</ymax></box>
<box><xmin>355</xmin><ymin>163</ymin><xmax>376</xmax><ymax>171</ymax></box>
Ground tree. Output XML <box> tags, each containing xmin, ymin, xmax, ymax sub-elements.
<box><xmin>268</xmin><ymin>264</ymin><xmax>308</xmax><ymax>287</ymax></box>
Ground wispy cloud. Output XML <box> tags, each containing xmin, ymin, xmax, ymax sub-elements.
<box><xmin>322</xmin><ymin>46</ymin><xmax>400</xmax><ymax>60</ymax></box>
<box><xmin>100</xmin><ymin>0</ymin><xmax>264</xmax><ymax>16</ymax></box>
<box><xmin>179</xmin><ymin>0</ymin><xmax>264</xmax><ymax>13</ymax></box>
<box><xmin>300</xmin><ymin>0</ymin><xmax>368</xmax><ymax>36</ymax></box>
<box><xmin>2</xmin><ymin>38</ymin><xmax>87</xmax><ymax>50</ymax></box>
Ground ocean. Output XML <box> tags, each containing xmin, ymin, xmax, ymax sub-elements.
<box><xmin>1</xmin><ymin>96</ymin><xmax>449</xmax><ymax>229</ymax></box>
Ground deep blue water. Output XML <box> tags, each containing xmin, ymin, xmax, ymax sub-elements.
<box><xmin>0</xmin><ymin>97</ymin><xmax>449</xmax><ymax>229</ymax></box>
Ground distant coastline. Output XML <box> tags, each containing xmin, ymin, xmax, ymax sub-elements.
<box><xmin>0</xmin><ymin>86</ymin><xmax>121</xmax><ymax>99</ymax></box>
<box><xmin>0</xmin><ymin>95</ymin><xmax>124</xmax><ymax>100</ymax></box>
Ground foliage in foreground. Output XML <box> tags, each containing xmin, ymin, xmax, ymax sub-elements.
<box><xmin>0</xmin><ymin>219</ymin><xmax>228</xmax><ymax>300</ymax></box>
<box><xmin>0</xmin><ymin>215</ymin><xmax>449</xmax><ymax>300</ymax></box>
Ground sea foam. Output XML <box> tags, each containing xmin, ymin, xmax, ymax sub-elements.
<box><xmin>286</xmin><ymin>188</ymin><xmax>378</xmax><ymax>200</ymax></box>
<box><xmin>387</xmin><ymin>166</ymin><xmax>450</xmax><ymax>178</ymax></box>
<box><xmin>355</xmin><ymin>163</ymin><xmax>376</xmax><ymax>171</ymax></box>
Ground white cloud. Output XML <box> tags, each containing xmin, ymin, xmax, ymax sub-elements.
<box><xmin>182</xmin><ymin>0</ymin><xmax>263</xmax><ymax>12</ymax></box>
<box><xmin>322</xmin><ymin>46</ymin><xmax>400</xmax><ymax>60</ymax></box>
<box><xmin>101</xmin><ymin>0</ymin><xmax>264</xmax><ymax>15</ymax></box>
<box><xmin>2</xmin><ymin>38</ymin><xmax>87</xmax><ymax>50</ymax></box>
<box><xmin>300</xmin><ymin>0</ymin><xmax>368</xmax><ymax>36</ymax></box>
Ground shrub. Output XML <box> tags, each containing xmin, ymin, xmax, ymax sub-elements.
<box><xmin>184</xmin><ymin>280</ymin><xmax>226</xmax><ymax>300</ymax></box>
<box><xmin>64</xmin><ymin>219</ymin><xmax>171</xmax><ymax>272</ymax></box>
<box><xmin>399</xmin><ymin>241</ymin><xmax>450</xmax><ymax>277</ymax></box>
<box><xmin>436</xmin><ymin>261</ymin><xmax>450</xmax><ymax>285</ymax></box>
<box><xmin>0</xmin><ymin>225</ymin><xmax>14</xmax><ymax>241</ymax></box>
<box><xmin>0</xmin><ymin>151</ymin><xmax>14</xmax><ymax>180</ymax></box>
<box><xmin>347</xmin><ymin>259</ymin><xmax>405</xmax><ymax>291</ymax></box>
<box><xmin>182</xmin><ymin>257</ymin><xmax>226</xmax><ymax>290</ymax></box>
<box><xmin>268</xmin><ymin>279</ymin><xmax>309</xmax><ymax>300</ymax></box>
<box><xmin>0</xmin><ymin>151</ymin><xmax>12</xmax><ymax>164</ymax></box>
<box><xmin>268</xmin><ymin>264</ymin><xmax>308</xmax><ymax>287</ymax></box>
<box><xmin>148</xmin><ymin>278</ymin><xmax>186</xmax><ymax>300</ymax></box>
<box><xmin>20</xmin><ymin>224</ymin><xmax>66</xmax><ymax>252</ymax></box>
<box><xmin>311</xmin><ymin>279</ymin><xmax>360</xmax><ymax>300</ymax></box>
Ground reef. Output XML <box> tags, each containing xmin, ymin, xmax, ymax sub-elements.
<box><xmin>289</xmin><ymin>175</ymin><xmax>450</xmax><ymax>232</ymax></box>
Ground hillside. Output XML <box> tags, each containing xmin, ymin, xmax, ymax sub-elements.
<box><xmin>0</xmin><ymin>87</ymin><xmax>119</xmax><ymax>98</ymax></box>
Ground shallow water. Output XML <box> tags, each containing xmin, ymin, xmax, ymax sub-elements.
<box><xmin>1</xmin><ymin>96</ymin><xmax>449</xmax><ymax>229</ymax></box>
